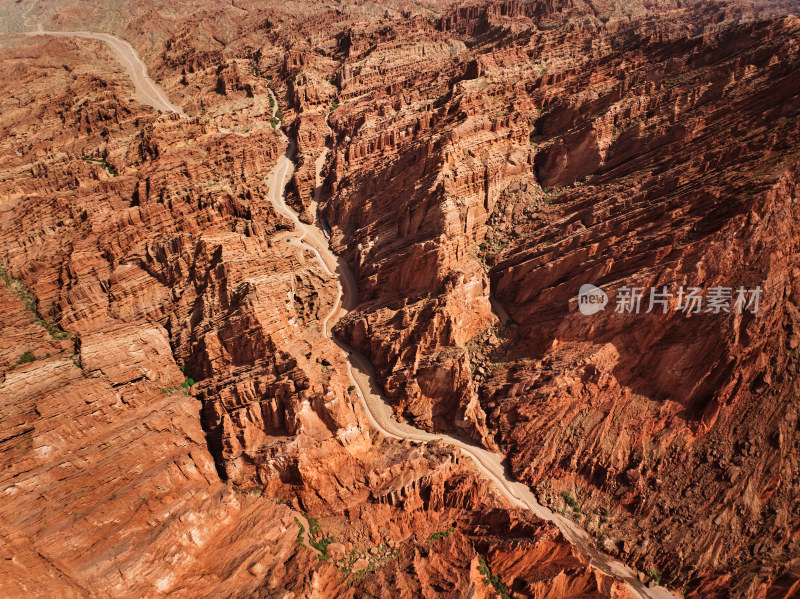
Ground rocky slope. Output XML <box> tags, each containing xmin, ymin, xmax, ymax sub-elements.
<box><xmin>2</xmin><ymin>0</ymin><xmax>800</xmax><ymax>597</ymax></box>
<box><xmin>0</xmin><ymin>11</ymin><xmax>648</xmax><ymax>599</ymax></box>
<box><xmin>283</xmin><ymin>1</ymin><xmax>800</xmax><ymax>596</ymax></box>
<box><xmin>484</xmin><ymin>15</ymin><xmax>800</xmax><ymax>597</ymax></box>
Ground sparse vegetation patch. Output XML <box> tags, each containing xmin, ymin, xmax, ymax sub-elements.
<box><xmin>0</xmin><ymin>262</ymin><xmax>69</xmax><ymax>339</ymax></box>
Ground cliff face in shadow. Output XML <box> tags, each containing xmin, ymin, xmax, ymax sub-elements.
<box><xmin>312</xmin><ymin>4</ymin><xmax>800</xmax><ymax>596</ymax></box>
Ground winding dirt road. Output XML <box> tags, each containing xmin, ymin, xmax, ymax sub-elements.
<box><xmin>27</xmin><ymin>28</ymin><xmax>187</xmax><ymax>117</ymax></box>
<box><xmin>263</xmin><ymin>99</ymin><xmax>676</xmax><ymax>599</ymax></box>
<box><xmin>46</xmin><ymin>36</ymin><xmax>678</xmax><ymax>597</ymax></box>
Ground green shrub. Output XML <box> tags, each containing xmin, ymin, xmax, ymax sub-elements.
<box><xmin>294</xmin><ymin>517</ymin><xmax>306</xmax><ymax>546</ymax></box>
<box><xmin>81</xmin><ymin>156</ymin><xmax>118</xmax><ymax>176</ymax></box>
<box><xmin>477</xmin><ymin>555</ymin><xmax>515</xmax><ymax>599</ymax></box>
<box><xmin>17</xmin><ymin>352</ymin><xmax>37</xmax><ymax>365</ymax></box>
<box><xmin>648</xmin><ymin>568</ymin><xmax>662</xmax><ymax>585</ymax></box>
<box><xmin>561</xmin><ymin>491</ymin><xmax>580</xmax><ymax>512</ymax></box>
<box><xmin>303</xmin><ymin>516</ymin><xmax>334</xmax><ymax>560</ymax></box>
<box><xmin>310</xmin><ymin>535</ymin><xmax>334</xmax><ymax>560</ymax></box>
<box><xmin>307</xmin><ymin>516</ymin><xmax>321</xmax><ymax>536</ymax></box>
<box><xmin>429</xmin><ymin>527</ymin><xmax>453</xmax><ymax>541</ymax></box>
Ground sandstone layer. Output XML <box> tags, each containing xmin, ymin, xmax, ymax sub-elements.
<box><xmin>0</xmin><ymin>11</ymin><xmax>648</xmax><ymax>599</ymax></box>
<box><xmin>2</xmin><ymin>0</ymin><xmax>800</xmax><ymax>597</ymax></box>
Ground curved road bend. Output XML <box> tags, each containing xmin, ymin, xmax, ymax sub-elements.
<box><xmin>27</xmin><ymin>29</ymin><xmax>188</xmax><ymax>117</ymax></box>
<box><xmin>264</xmin><ymin>100</ymin><xmax>676</xmax><ymax>599</ymax></box>
<box><xmin>56</xmin><ymin>41</ymin><xmax>677</xmax><ymax>599</ymax></box>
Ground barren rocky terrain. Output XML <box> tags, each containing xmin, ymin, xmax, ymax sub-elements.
<box><xmin>1</xmin><ymin>0</ymin><xmax>800</xmax><ymax>597</ymax></box>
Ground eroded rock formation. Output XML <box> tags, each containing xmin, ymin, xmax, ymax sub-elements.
<box><xmin>2</xmin><ymin>0</ymin><xmax>800</xmax><ymax>597</ymax></box>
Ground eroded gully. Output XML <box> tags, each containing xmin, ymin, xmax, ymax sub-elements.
<box><xmin>37</xmin><ymin>29</ymin><xmax>676</xmax><ymax>598</ymax></box>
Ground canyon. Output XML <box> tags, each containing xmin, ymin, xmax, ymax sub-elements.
<box><xmin>1</xmin><ymin>0</ymin><xmax>800</xmax><ymax>597</ymax></box>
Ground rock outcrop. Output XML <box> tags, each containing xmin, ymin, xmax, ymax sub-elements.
<box><xmin>307</xmin><ymin>2</ymin><xmax>800</xmax><ymax>595</ymax></box>
<box><xmin>3</xmin><ymin>0</ymin><xmax>800</xmax><ymax>597</ymax></box>
<box><xmin>0</xmin><ymin>18</ymin><xmax>642</xmax><ymax>599</ymax></box>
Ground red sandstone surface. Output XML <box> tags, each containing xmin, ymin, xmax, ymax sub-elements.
<box><xmin>1</xmin><ymin>0</ymin><xmax>800</xmax><ymax>597</ymax></box>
